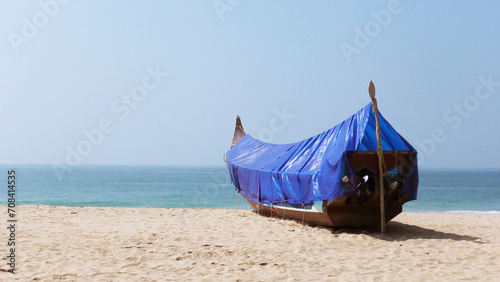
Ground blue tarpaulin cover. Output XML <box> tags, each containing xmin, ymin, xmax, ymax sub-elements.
<box><xmin>226</xmin><ymin>103</ymin><xmax>418</xmax><ymax>205</ymax></box>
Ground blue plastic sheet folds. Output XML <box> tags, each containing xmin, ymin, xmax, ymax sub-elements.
<box><xmin>226</xmin><ymin>103</ymin><xmax>418</xmax><ymax>205</ymax></box>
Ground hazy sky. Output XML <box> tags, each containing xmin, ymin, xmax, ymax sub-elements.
<box><xmin>1</xmin><ymin>1</ymin><xmax>499</xmax><ymax>168</ymax></box>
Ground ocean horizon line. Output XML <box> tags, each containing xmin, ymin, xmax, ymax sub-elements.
<box><xmin>3</xmin><ymin>166</ymin><xmax>498</xmax><ymax>214</ymax></box>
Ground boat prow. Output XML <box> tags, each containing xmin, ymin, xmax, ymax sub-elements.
<box><xmin>231</xmin><ymin>115</ymin><xmax>246</xmax><ymax>148</ymax></box>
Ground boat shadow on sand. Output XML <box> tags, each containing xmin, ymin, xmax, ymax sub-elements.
<box><xmin>324</xmin><ymin>221</ymin><xmax>486</xmax><ymax>244</ymax></box>
<box><xmin>257</xmin><ymin>211</ymin><xmax>486</xmax><ymax>243</ymax></box>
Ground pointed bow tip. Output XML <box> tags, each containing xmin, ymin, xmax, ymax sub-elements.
<box><xmin>235</xmin><ymin>115</ymin><xmax>242</xmax><ymax>127</ymax></box>
<box><xmin>231</xmin><ymin>115</ymin><xmax>246</xmax><ymax>148</ymax></box>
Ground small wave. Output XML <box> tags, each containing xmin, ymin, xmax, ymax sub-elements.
<box><xmin>445</xmin><ymin>210</ymin><xmax>500</xmax><ymax>214</ymax></box>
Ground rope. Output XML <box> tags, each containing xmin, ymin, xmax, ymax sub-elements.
<box><xmin>281</xmin><ymin>201</ymin><xmax>287</xmax><ymax>220</ymax></box>
<box><xmin>232</xmin><ymin>193</ymin><xmax>241</xmax><ymax>209</ymax></box>
<box><xmin>301</xmin><ymin>203</ymin><xmax>306</xmax><ymax>225</ymax></box>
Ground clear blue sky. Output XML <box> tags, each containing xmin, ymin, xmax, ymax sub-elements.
<box><xmin>1</xmin><ymin>1</ymin><xmax>499</xmax><ymax>168</ymax></box>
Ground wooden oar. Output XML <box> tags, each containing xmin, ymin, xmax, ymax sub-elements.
<box><xmin>368</xmin><ymin>81</ymin><xmax>386</xmax><ymax>234</ymax></box>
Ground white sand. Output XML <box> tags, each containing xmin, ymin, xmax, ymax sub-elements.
<box><xmin>1</xmin><ymin>205</ymin><xmax>499</xmax><ymax>281</ymax></box>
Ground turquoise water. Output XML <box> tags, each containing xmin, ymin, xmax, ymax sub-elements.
<box><xmin>404</xmin><ymin>168</ymin><xmax>500</xmax><ymax>213</ymax></box>
<box><xmin>1</xmin><ymin>165</ymin><xmax>499</xmax><ymax>213</ymax></box>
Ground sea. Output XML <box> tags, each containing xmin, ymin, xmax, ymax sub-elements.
<box><xmin>2</xmin><ymin>165</ymin><xmax>499</xmax><ymax>214</ymax></box>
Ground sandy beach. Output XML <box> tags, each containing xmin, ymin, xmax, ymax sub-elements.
<box><xmin>1</xmin><ymin>205</ymin><xmax>499</xmax><ymax>281</ymax></box>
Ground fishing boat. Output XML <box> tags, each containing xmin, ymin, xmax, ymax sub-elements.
<box><xmin>225</xmin><ymin>82</ymin><xmax>418</xmax><ymax>229</ymax></box>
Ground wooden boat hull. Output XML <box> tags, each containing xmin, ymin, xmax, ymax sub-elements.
<box><xmin>243</xmin><ymin>192</ymin><xmax>411</xmax><ymax>227</ymax></box>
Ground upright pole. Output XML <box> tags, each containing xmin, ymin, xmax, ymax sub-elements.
<box><xmin>368</xmin><ymin>81</ymin><xmax>386</xmax><ymax>234</ymax></box>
